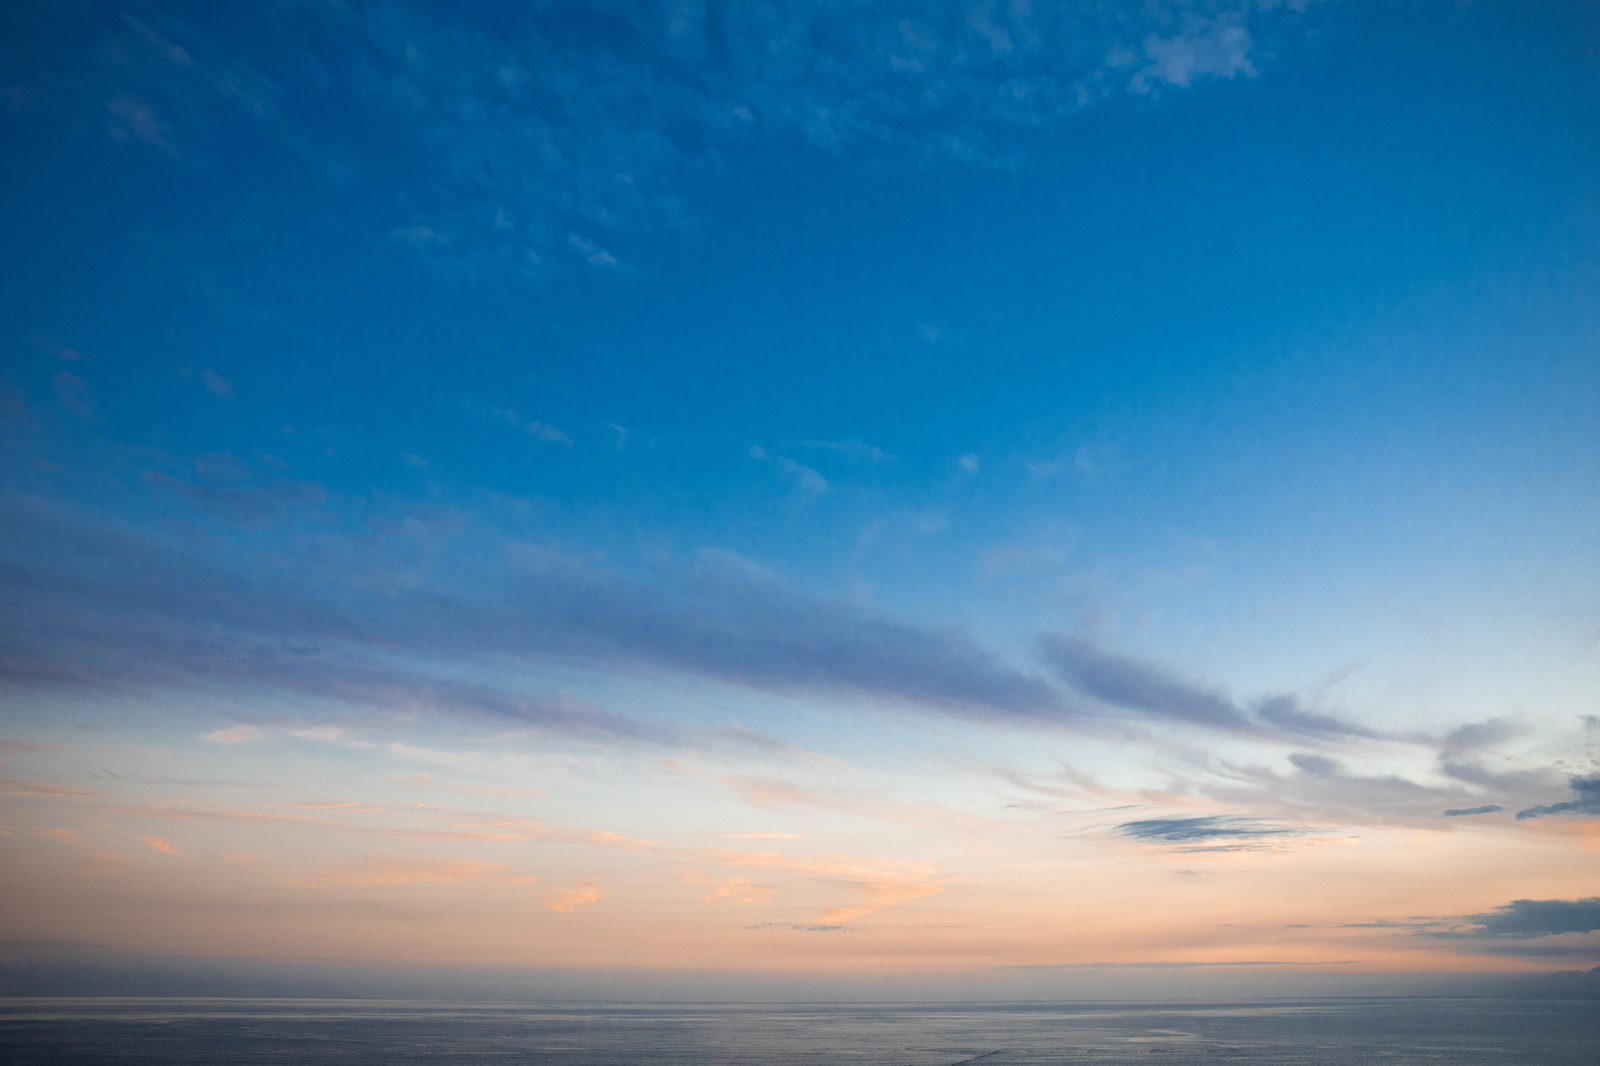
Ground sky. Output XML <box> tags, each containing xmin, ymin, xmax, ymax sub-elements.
<box><xmin>1</xmin><ymin>0</ymin><xmax>1598</xmax><ymax>996</ymax></box>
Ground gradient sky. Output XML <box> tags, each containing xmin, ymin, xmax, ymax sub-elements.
<box><xmin>2</xmin><ymin>0</ymin><xmax>1598</xmax><ymax>990</ymax></box>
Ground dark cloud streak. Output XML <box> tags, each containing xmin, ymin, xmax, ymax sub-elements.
<box><xmin>1516</xmin><ymin>776</ymin><xmax>1600</xmax><ymax>821</ymax></box>
<box><xmin>0</xmin><ymin>494</ymin><xmax>1066</xmax><ymax>733</ymax></box>
<box><xmin>1037</xmin><ymin>633</ymin><xmax>1254</xmax><ymax>733</ymax></box>
<box><xmin>1451</xmin><ymin>898</ymin><xmax>1600</xmax><ymax>939</ymax></box>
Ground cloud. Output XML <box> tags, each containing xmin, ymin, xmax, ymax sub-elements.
<box><xmin>956</xmin><ymin>453</ymin><xmax>980</xmax><ymax>474</ymax></box>
<box><xmin>202</xmin><ymin>369</ymin><xmax>232</xmax><ymax>397</ymax></box>
<box><xmin>132</xmin><ymin>835</ymin><xmax>182</xmax><ymax>855</ymax></box>
<box><xmin>745</xmin><ymin>923</ymin><xmax>849</xmax><ymax>933</ymax></box>
<box><xmin>445</xmin><ymin>812</ymin><xmax>659</xmax><ymax>851</ymax></box>
<box><xmin>543</xmin><ymin>880</ymin><xmax>604</xmax><ymax>913</ymax></box>
<box><xmin>1450</xmin><ymin>898</ymin><xmax>1600</xmax><ymax>939</ymax></box>
<box><xmin>775</xmin><ymin>457</ymin><xmax>828</xmax><ymax>498</ymax></box>
<box><xmin>143</xmin><ymin>451</ymin><xmax>326</xmax><ymax>526</ymax></box>
<box><xmin>1037</xmin><ymin>636</ymin><xmax>1410</xmax><ymax>746</ymax></box>
<box><xmin>51</xmin><ymin>371</ymin><xmax>92</xmax><ymax>416</ymax></box>
<box><xmin>1516</xmin><ymin>776</ymin><xmax>1600</xmax><ymax>821</ymax></box>
<box><xmin>668</xmin><ymin>761</ymin><xmax>1007</xmax><ymax>836</ymax></box>
<box><xmin>1114</xmin><ymin>815</ymin><xmax>1314</xmax><ymax>851</ymax></box>
<box><xmin>1255</xmin><ymin>695</ymin><xmax>1387</xmax><ymax>741</ymax></box>
<box><xmin>1436</xmin><ymin>756</ymin><xmax>1556</xmax><ymax>798</ymax></box>
<box><xmin>1201</xmin><ymin>750</ymin><xmax>1480</xmax><ymax>827</ymax></box>
<box><xmin>105</xmin><ymin>94</ymin><xmax>176</xmax><ymax>152</ymax></box>
<box><xmin>1038</xmin><ymin>633</ymin><xmax>1254</xmax><ymax>732</ymax></box>
<box><xmin>203</xmin><ymin>725</ymin><xmax>263</xmax><ymax>744</ymax></box>
<box><xmin>569</xmin><ymin>233</ymin><xmax>623</xmax><ymax>269</ymax></box>
<box><xmin>1442</xmin><ymin>804</ymin><xmax>1504</xmax><ymax>818</ymax></box>
<box><xmin>1440</xmin><ymin>717</ymin><xmax>1525</xmax><ymax>755</ymax></box>
<box><xmin>798</xmin><ymin>439</ymin><xmax>886</xmax><ymax>463</ymax></box>
<box><xmin>0</xmin><ymin>483</ymin><xmax>1069</xmax><ymax>741</ymax></box>
<box><xmin>0</xmin><ymin>1</ymin><xmax>1315</xmax><ymax>279</ymax></box>
<box><xmin>2</xmin><ymin>5</ymin><xmax>283</xmax><ymax>167</ymax></box>
<box><xmin>470</xmin><ymin>403</ymin><xmax>572</xmax><ymax>445</ymax></box>
<box><xmin>309</xmin><ymin>858</ymin><xmax>537</xmax><ymax>888</ymax></box>
<box><xmin>34</xmin><ymin>337</ymin><xmax>85</xmax><ymax>361</ymax></box>
<box><xmin>705</xmin><ymin>848</ymin><xmax>942</xmax><ymax>923</ymax></box>
<box><xmin>73</xmin><ymin>851</ymin><xmax>133</xmax><ymax>877</ymax></box>
<box><xmin>696</xmin><ymin>876</ymin><xmax>773</xmax><ymax>904</ymax></box>
<box><xmin>33</xmin><ymin>827</ymin><xmax>83</xmax><ymax>845</ymax></box>
<box><xmin>1134</xmin><ymin>14</ymin><xmax>1255</xmax><ymax>92</ymax></box>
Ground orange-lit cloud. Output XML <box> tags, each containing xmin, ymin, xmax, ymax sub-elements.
<box><xmin>134</xmin><ymin>835</ymin><xmax>183</xmax><ymax>855</ymax></box>
<box><xmin>32</xmin><ymin>827</ymin><xmax>84</xmax><ymax>844</ymax></box>
<box><xmin>72</xmin><ymin>851</ymin><xmax>132</xmax><ymax>877</ymax></box>
<box><xmin>685</xmin><ymin>874</ymin><xmax>774</xmax><ymax>904</ymax></box>
<box><xmin>704</xmin><ymin>848</ymin><xmax>944</xmax><ymax>923</ymax></box>
<box><xmin>306</xmin><ymin>858</ymin><xmax>537</xmax><ymax>887</ymax></box>
<box><xmin>543</xmin><ymin>881</ymin><xmax>604</xmax><ymax>912</ymax></box>
<box><xmin>665</xmin><ymin>760</ymin><xmax>1009</xmax><ymax>836</ymax></box>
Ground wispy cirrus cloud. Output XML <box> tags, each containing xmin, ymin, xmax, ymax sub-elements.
<box><xmin>797</xmin><ymin>439</ymin><xmax>887</xmax><ymax>463</ymax></box>
<box><xmin>203</xmin><ymin>725</ymin><xmax>263</xmax><ymax>744</ymax></box>
<box><xmin>306</xmin><ymin>858</ymin><xmax>537</xmax><ymax>888</ymax></box>
<box><xmin>0</xmin><ymin>1</ymin><xmax>1321</xmax><ymax>279</ymax></box>
<box><xmin>666</xmin><ymin>760</ymin><xmax>1009</xmax><ymax>837</ymax></box>
<box><xmin>703</xmin><ymin>847</ymin><xmax>942</xmax><ymax>924</ymax></box>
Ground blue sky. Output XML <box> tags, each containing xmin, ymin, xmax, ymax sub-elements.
<box><xmin>1</xmin><ymin>0</ymin><xmax>1598</xmax><ymax>984</ymax></box>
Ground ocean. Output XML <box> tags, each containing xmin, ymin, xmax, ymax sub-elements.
<box><xmin>0</xmin><ymin>997</ymin><xmax>1594</xmax><ymax>1064</ymax></box>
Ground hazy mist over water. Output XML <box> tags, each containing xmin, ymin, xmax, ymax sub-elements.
<box><xmin>1</xmin><ymin>998</ymin><xmax>1596</xmax><ymax>1065</ymax></box>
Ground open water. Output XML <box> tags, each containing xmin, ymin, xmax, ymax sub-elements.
<box><xmin>0</xmin><ymin>997</ymin><xmax>1594</xmax><ymax>1064</ymax></box>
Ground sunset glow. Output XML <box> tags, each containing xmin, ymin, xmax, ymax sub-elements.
<box><xmin>1</xmin><ymin>0</ymin><xmax>1597</xmax><ymax>998</ymax></box>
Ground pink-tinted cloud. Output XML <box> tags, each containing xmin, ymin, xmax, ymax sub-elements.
<box><xmin>693</xmin><ymin>876</ymin><xmax>773</xmax><ymax>904</ymax></box>
<box><xmin>306</xmin><ymin>858</ymin><xmax>536</xmax><ymax>887</ymax></box>
<box><xmin>703</xmin><ymin>848</ymin><xmax>944</xmax><ymax>924</ymax></box>
<box><xmin>133</xmin><ymin>835</ymin><xmax>183</xmax><ymax>855</ymax></box>
<box><xmin>543</xmin><ymin>880</ymin><xmax>604</xmax><ymax>912</ymax></box>
<box><xmin>72</xmin><ymin>850</ymin><xmax>133</xmax><ymax>877</ymax></box>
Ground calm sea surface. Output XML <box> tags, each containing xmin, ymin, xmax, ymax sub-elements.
<box><xmin>0</xmin><ymin>997</ymin><xmax>1594</xmax><ymax>1064</ymax></box>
